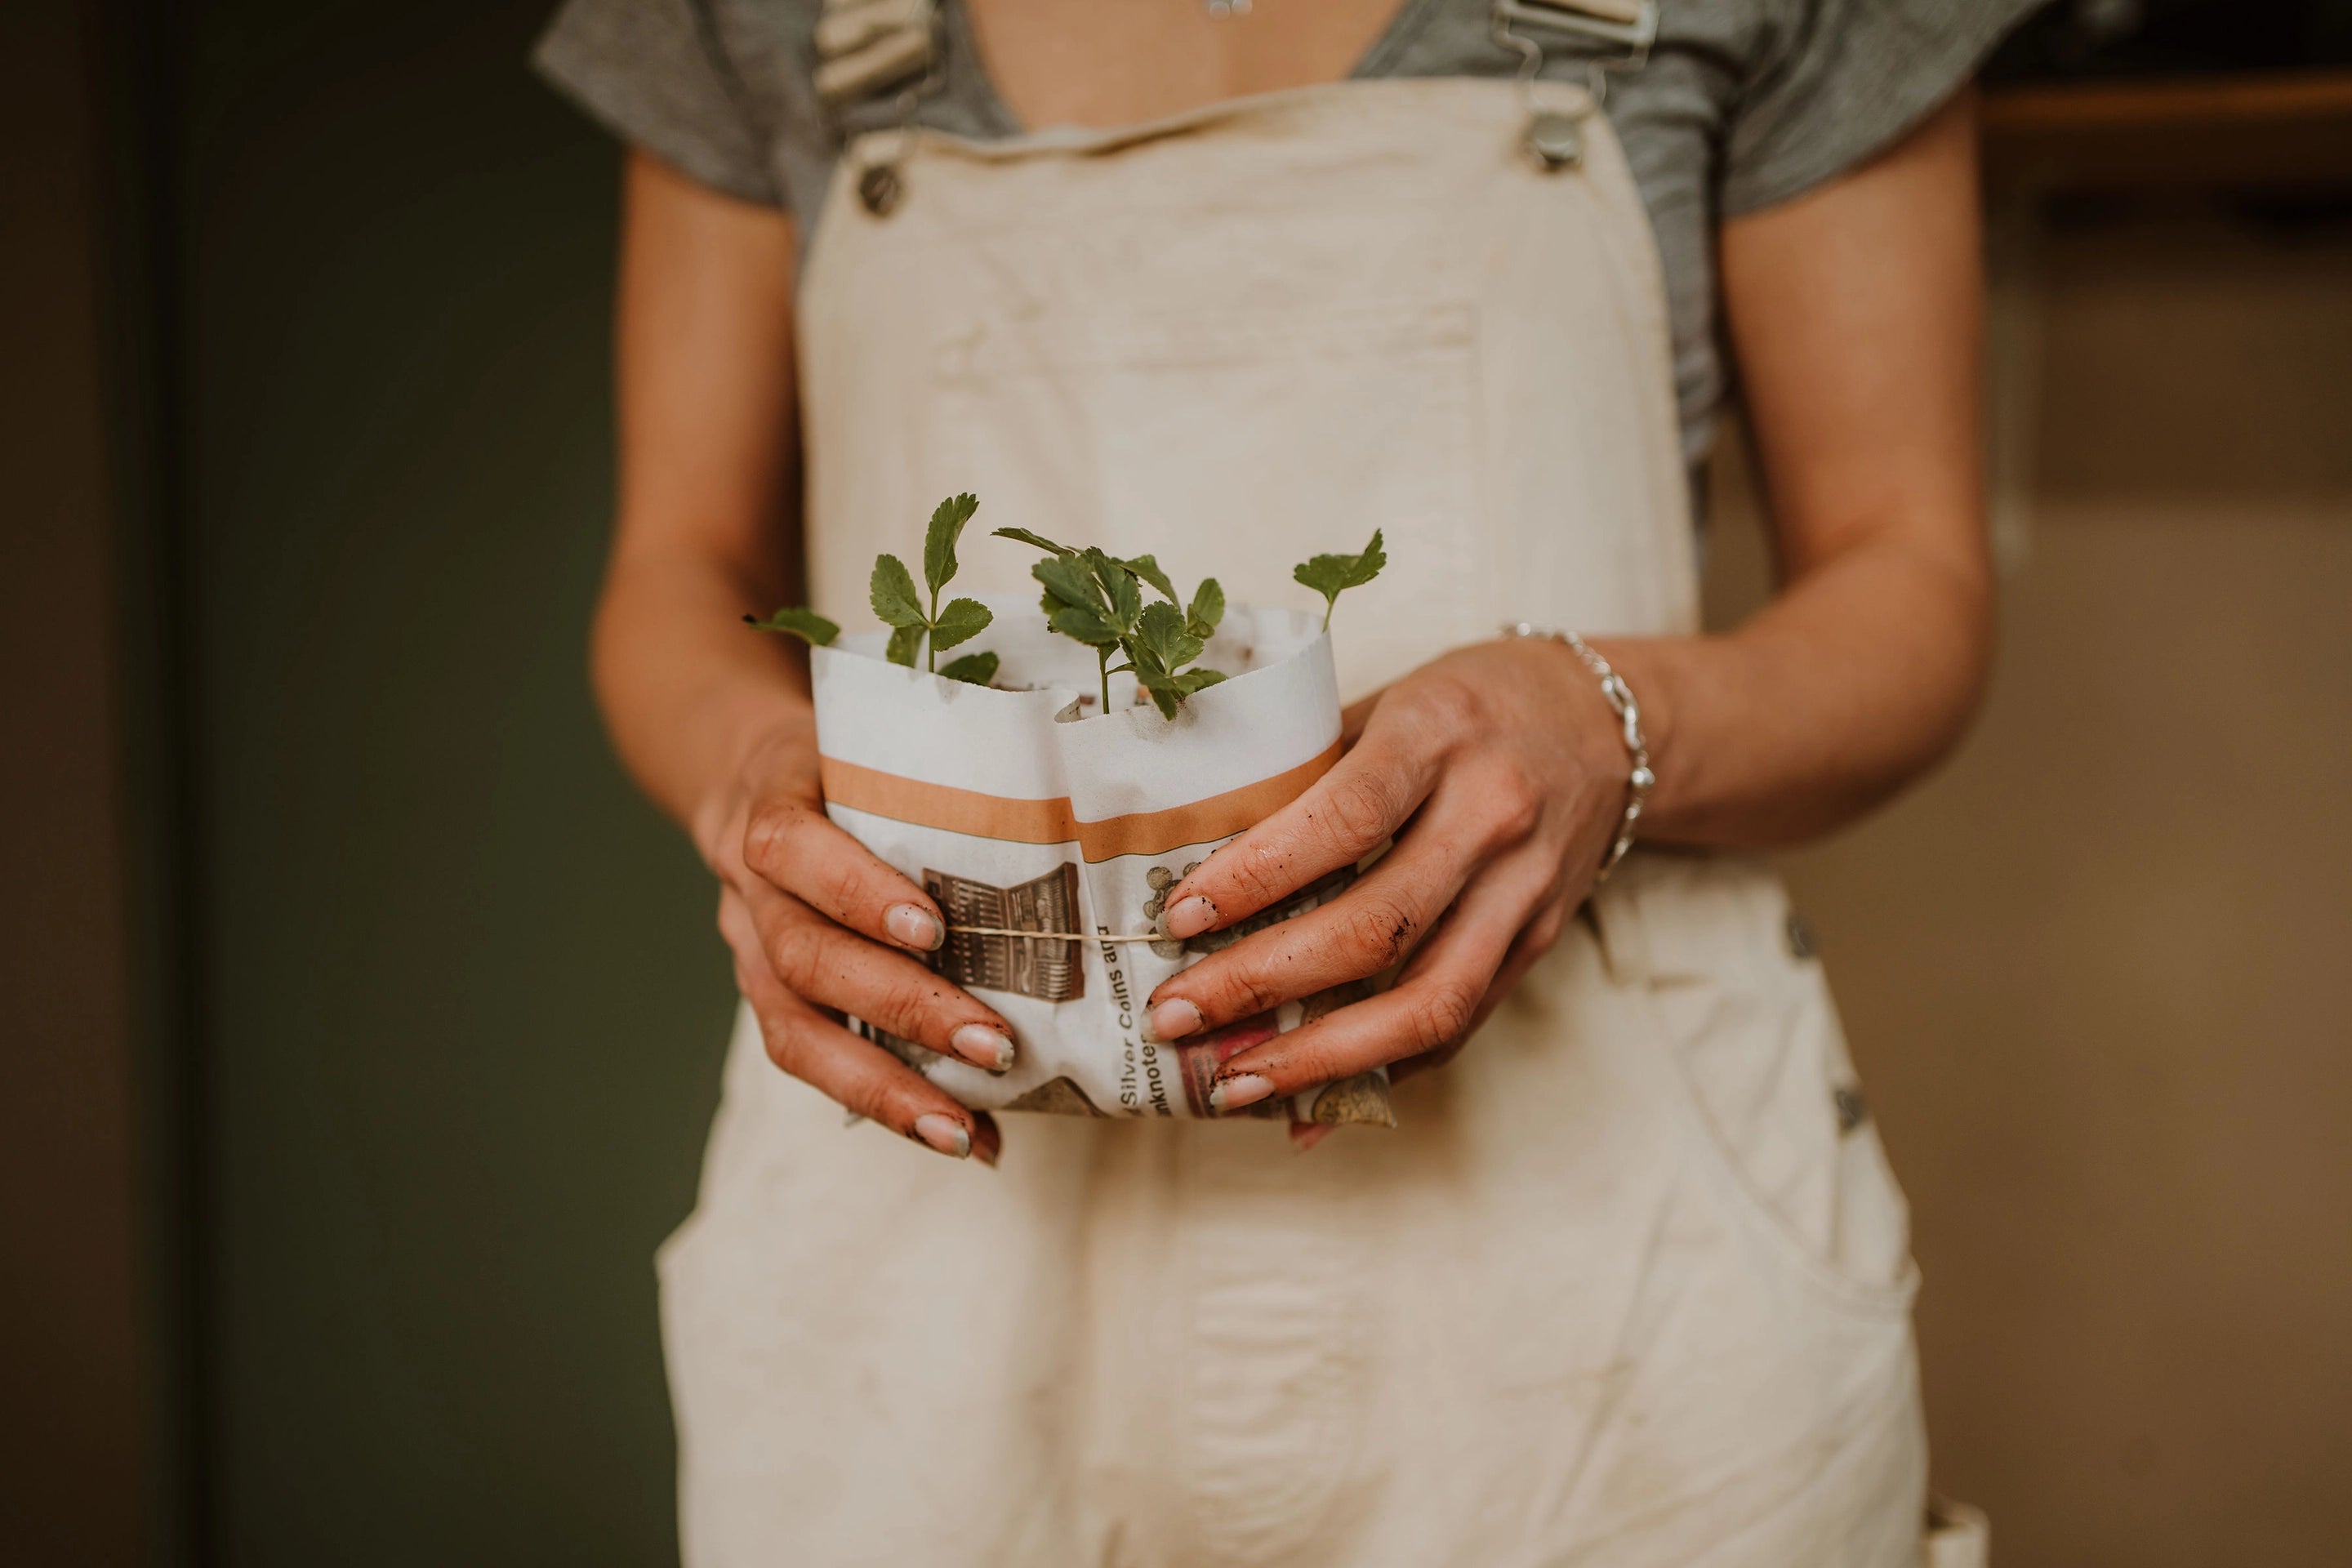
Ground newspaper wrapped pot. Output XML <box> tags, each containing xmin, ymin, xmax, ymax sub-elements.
<box><xmin>812</xmin><ymin>595</ymin><xmax>1395</xmax><ymax>1127</ymax></box>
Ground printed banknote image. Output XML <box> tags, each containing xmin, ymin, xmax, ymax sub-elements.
<box><xmin>924</xmin><ymin>864</ymin><xmax>1085</xmax><ymax>1002</ymax></box>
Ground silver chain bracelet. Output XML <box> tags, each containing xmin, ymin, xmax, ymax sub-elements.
<box><xmin>1503</xmin><ymin>622</ymin><xmax>1655</xmax><ymax>883</ymax></box>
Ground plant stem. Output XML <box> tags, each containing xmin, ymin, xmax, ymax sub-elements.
<box><xmin>927</xmin><ymin>587</ymin><xmax>939</xmax><ymax>672</ymax></box>
<box><xmin>1321</xmin><ymin>601</ymin><xmax>1334</xmax><ymax>633</ymax></box>
<box><xmin>1098</xmin><ymin>647</ymin><xmax>1111</xmax><ymax>713</ymax></box>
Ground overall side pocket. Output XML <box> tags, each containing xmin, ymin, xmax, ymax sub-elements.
<box><xmin>1590</xmin><ymin>855</ymin><xmax>1920</xmax><ymax>1320</ymax></box>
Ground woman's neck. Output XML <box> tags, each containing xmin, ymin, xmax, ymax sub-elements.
<box><xmin>960</xmin><ymin>0</ymin><xmax>1412</xmax><ymax>131</ymax></box>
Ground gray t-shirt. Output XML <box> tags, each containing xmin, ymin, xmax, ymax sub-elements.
<box><xmin>535</xmin><ymin>0</ymin><xmax>2035</xmax><ymax>471</ymax></box>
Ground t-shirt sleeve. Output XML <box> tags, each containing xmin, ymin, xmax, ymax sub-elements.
<box><xmin>532</xmin><ymin>0</ymin><xmax>783</xmax><ymax>207</ymax></box>
<box><xmin>1721</xmin><ymin>0</ymin><xmax>2043</xmax><ymax>216</ymax></box>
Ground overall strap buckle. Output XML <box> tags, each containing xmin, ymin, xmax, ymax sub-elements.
<box><xmin>814</xmin><ymin>0</ymin><xmax>942</xmax><ymax>111</ymax></box>
<box><xmin>1489</xmin><ymin>0</ymin><xmax>1656</xmax><ymax>170</ymax></box>
<box><xmin>1491</xmin><ymin>0</ymin><xmax>1657</xmax><ymax>69</ymax></box>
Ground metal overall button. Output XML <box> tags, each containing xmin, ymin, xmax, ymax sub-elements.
<box><xmin>859</xmin><ymin>162</ymin><xmax>904</xmax><ymax>216</ymax></box>
<box><xmin>1784</xmin><ymin>911</ymin><xmax>1818</xmax><ymax>960</ymax></box>
<box><xmin>1492</xmin><ymin>0</ymin><xmax>1657</xmax><ymax>172</ymax></box>
<box><xmin>1526</xmin><ymin>110</ymin><xmax>1585</xmax><ymax>170</ymax></box>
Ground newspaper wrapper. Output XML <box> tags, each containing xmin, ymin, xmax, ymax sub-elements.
<box><xmin>812</xmin><ymin>595</ymin><xmax>1395</xmax><ymax>1127</ymax></box>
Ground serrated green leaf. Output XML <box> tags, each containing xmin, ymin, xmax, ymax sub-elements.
<box><xmin>1135</xmin><ymin>601</ymin><xmax>1203</xmax><ymax>675</ymax></box>
<box><xmin>1133</xmin><ymin>662</ymin><xmax>1225</xmax><ymax>715</ymax></box>
<box><xmin>1033</xmin><ymin>554</ymin><xmax>1105</xmax><ymax>613</ymax></box>
<box><xmin>1121</xmin><ymin>555</ymin><xmax>1178</xmax><ymax>603</ymax></box>
<box><xmin>1084</xmin><ymin>550</ymin><xmax>1142</xmax><ymax>633</ymax></box>
<box><xmin>939</xmin><ymin>650</ymin><xmax>1000</xmax><ymax>687</ymax></box>
<box><xmin>923</xmin><ymin>492</ymin><xmax>979</xmax><ymax>597</ymax></box>
<box><xmin>1148</xmin><ymin>686</ymin><xmax>1182</xmax><ymax>719</ymax></box>
<box><xmin>1134</xmin><ymin>671</ymin><xmax>1184</xmax><ymax>720</ymax></box>
<box><xmin>742</xmin><ymin>606</ymin><xmax>840</xmax><ymax>646</ymax></box>
<box><xmin>991</xmin><ymin>526</ymin><xmax>1076</xmax><ymax>556</ymax></box>
<box><xmin>929</xmin><ymin>597</ymin><xmax>992</xmax><ymax>653</ymax></box>
<box><xmin>1048</xmin><ymin>604</ymin><xmax>1120</xmax><ymax>648</ymax></box>
<box><xmin>870</xmin><ymin>554</ymin><xmax>926</xmax><ymax>628</ymax></box>
<box><xmin>1186</xmin><ymin>577</ymin><xmax>1224</xmax><ymax>638</ymax></box>
<box><xmin>885</xmin><ymin>621</ymin><xmax>926</xmax><ymax>667</ymax></box>
<box><xmin>1292</xmin><ymin>528</ymin><xmax>1387</xmax><ymax>599</ymax></box>
<box><xmin>1292</xmin><ymin>529</ymin><xmax>1387</xmax><ymax>628</ymax></box>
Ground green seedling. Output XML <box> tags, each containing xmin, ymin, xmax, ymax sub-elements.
<box><xmin>750</xmin><ymin>500</ymin><xmax>1385</xmax><ymax>712</ymax></box>
<box><xmin>1292</xmin><ymin>528</ymin><xmax>1386</xmax><ymax>631</ymax></box>
<box><xmin>744</xmin><ymin>493</ymin><xmax>997</xmax><ymax>687</ymax></box>
<box><xmin>993</xmin><ymin>528</ymin><xmax>1229</xmax><ymax>719</ymax></box>
<box><xmin>871</xmin><ymin>492</ymin><xmax>995</xmax><ymax>675</ymax></box>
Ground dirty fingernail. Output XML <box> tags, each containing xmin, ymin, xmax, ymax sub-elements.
<box><xmin>886</xmin><ymin>903</ymin><xmax>945</xmax><ymax>951</ymax></box>
<box><xmin>1148</xmin><ymin>997</ymin><xmax>1203</xmax><ymax>1040</ymax></box>
<box><xmin>1209</xmin><ymin>1073</ymin><xmax>1274</xmax><ymax>1114</ymax></box>
<box><xmin>913</xmin><ymin>1114</ymin><xmax>971</xmax><ymax>1158</ymax></box>
<box><xmin>951</xmin><ymin>1023</ymin><xmax>1016</xmax><ymax>1072</ymax></box>
<box><xmin>1165</xmin><ymin>895</ymin><xmax>1217</xmax><ymax>939</ymax></box>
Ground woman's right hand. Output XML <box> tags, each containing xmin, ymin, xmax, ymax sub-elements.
<box><xmin>699</xmin><ymin>712</ymin><xmax>1014</xmax><ymax>1163</ymax></box>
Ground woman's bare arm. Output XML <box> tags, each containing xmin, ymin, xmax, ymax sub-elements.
<box><xmin>593</xmin><ymin>152</ymin><xmax>806</xmax><ymax>847</ymax></box>
<box><xmin>595</xmin><ymin>153</ymin><xmax>1013</xmax><ymax>1159</ymax></box>
<box><xmin>1616</xmin><ymin>87</ymin><xmax>1993</xmax><ymax>845</ymax></box>
<box><xmin>1145</xmin><ymin>93</ymin><xmax>1994</xmax><ymax>1104</ymax></box>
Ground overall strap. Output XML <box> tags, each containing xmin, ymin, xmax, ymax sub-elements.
<box><xmin>813</xmin><ymin>0</ymin><xmax>941</xmax><ymax>110</ymax></box>
<box><xmin>1491</xmin><ymin>0</ymin><xmax>1657</xmax><ymax>65</ymax></box>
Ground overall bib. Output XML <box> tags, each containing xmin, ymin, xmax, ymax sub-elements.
<box><xmin>657</xmin><ymin>76</ymin><xmax>1977</xmax><ymax>1567</ymax></box>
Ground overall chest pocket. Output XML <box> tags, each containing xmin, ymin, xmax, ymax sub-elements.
<box><xmin>921</xmin><ymin>294</ymin><xmax>1487</xmax><ymax>701</ymax></box>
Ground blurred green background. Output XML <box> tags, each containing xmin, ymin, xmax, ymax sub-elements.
<box><xmin>171</xmin><ymin>0</ymin><xmax>724</xmax><ymax>1559</ymax></box>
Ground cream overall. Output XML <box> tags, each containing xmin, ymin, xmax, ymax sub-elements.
<box><xmin>657</xmin><ymin>77</ymin><xmax>1980</xmax><ymax>1567</ymax></box>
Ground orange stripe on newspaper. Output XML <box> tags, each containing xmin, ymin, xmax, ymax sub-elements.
<box><xmin>817</xmin><ymin>742</ymin><xmax>1343</xmax><ymax>863</ymax></box>
<box><xmin>816</xmin><ymin>759</ymin><xmax>1079</xmax><ymax>844</ymax></box>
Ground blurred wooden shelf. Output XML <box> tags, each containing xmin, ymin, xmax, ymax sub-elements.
<box><xmin>1983</xmin><ymin>69</ymin><xmax>2352</xmax><ymax>194</ymax></box>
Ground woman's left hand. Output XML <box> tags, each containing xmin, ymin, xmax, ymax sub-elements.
<box><xmin>1143</xmin><ymin>635</ymin><xmax>1635</xmax><ymax>1119</ymax></box>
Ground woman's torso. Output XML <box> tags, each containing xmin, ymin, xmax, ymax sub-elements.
<box><xmin>729</xmin><ymin>67</ymin><xmax>1915</xmax><ymax>1558</ymax></box>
